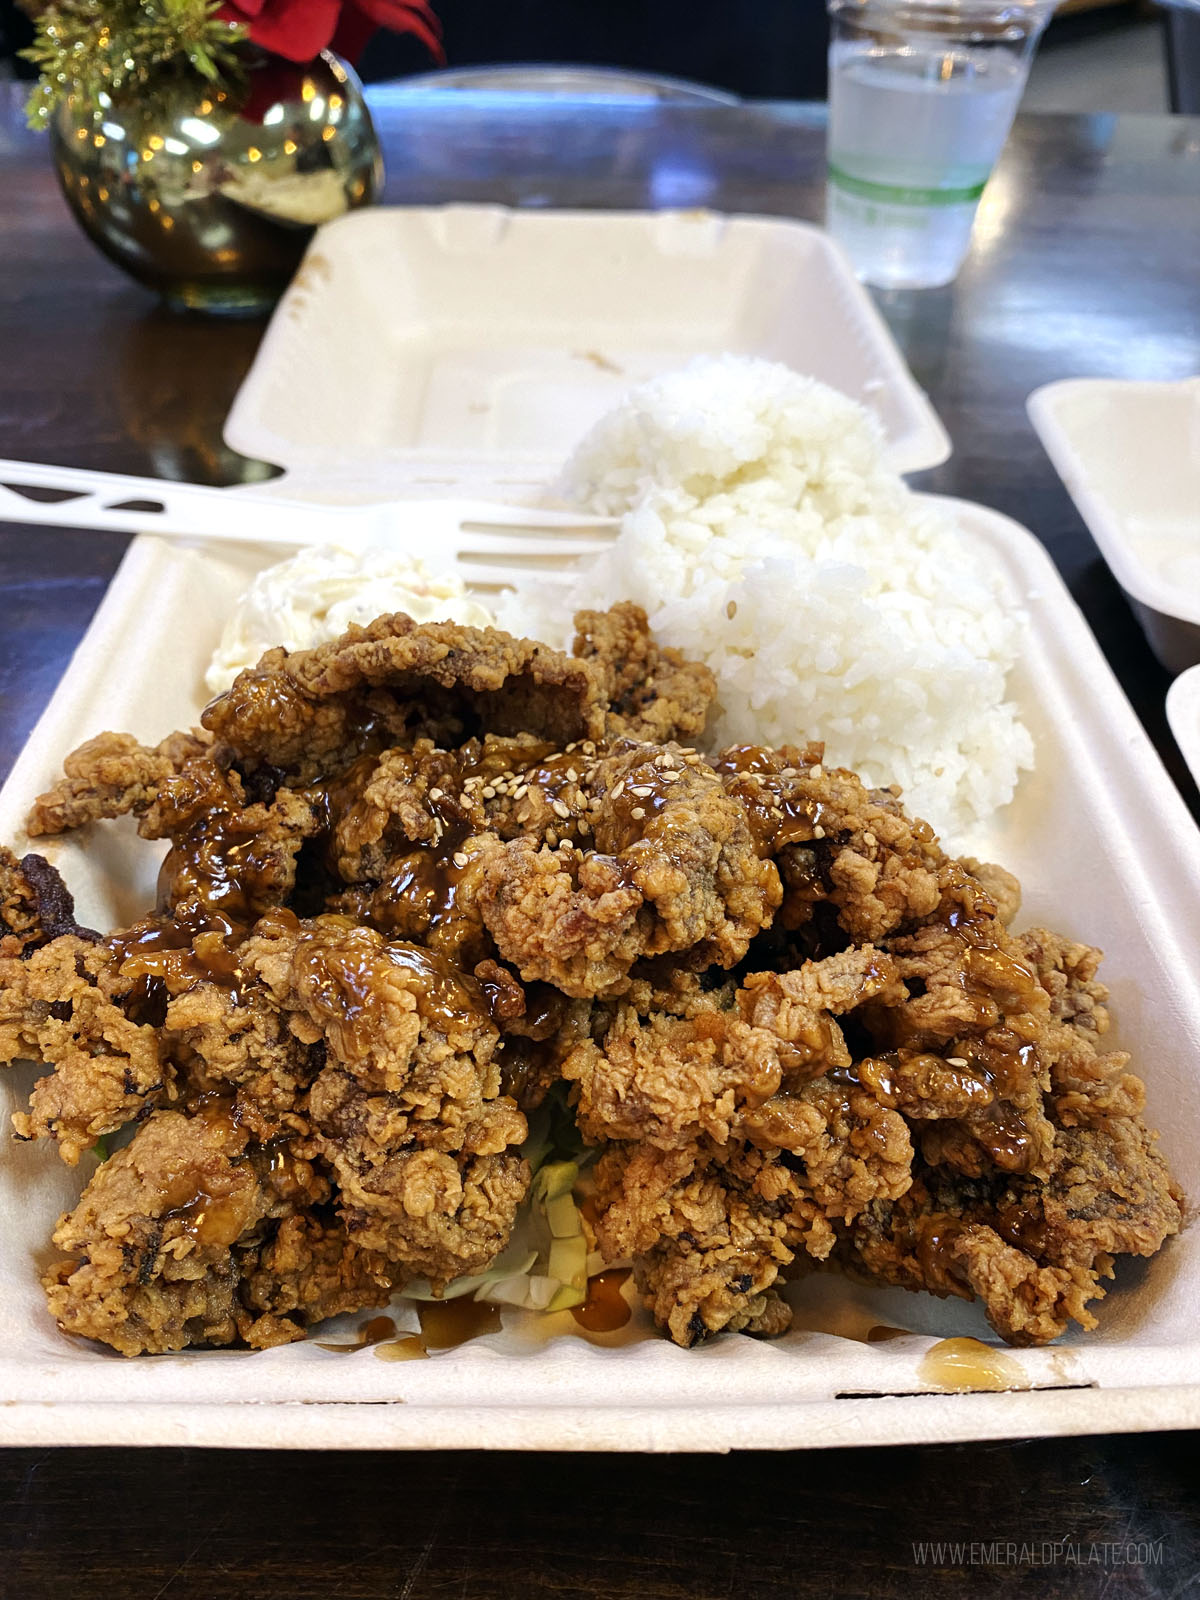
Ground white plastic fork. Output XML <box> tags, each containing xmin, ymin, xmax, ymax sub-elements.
<box><xmin>0</xmin><ymin>458</ymin><xmax>618</xmax><ymax>588</ymax></box>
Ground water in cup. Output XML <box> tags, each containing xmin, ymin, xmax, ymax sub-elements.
<box><xmin>828</xmin><ymin>44</ymin><xmax>1025</xmax><ymax>288</ymax></box>
<box><xmin>826</xmin><ymin>0</ymin><xmax>1048</xmax><ymax>289</ymax></box>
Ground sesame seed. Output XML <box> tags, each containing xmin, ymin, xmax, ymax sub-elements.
<box><xmin>566</xmin><ymin>768</ymin><xmax>578</xmax><ymax>782</ymax></box>
<box><xmin>513</xmin><ymin>784</ymin><xmax>528</xmax><ymax>799</ymax></box>
<box><xmin>546</xmin><ymin>829</ymin><xmax>558</xmax><ymax>848</ymax></box>
<box><xmin>946</xmin><ymin>1057</ymin><xmax>968</xmax><ymax>1067</ymax></box>
<box><xmin>863</xmin><ymin>832</ymin><xmax>877</xmax><ymax>847</ymax></box>
<box><xmin>552</xmin><ymin>799</ymin><xmax>571</xmax><ymax>819</ymax></box>
<box><xmin>810</xmin><ymin>764</ymin><xmax>823</xmax><ymax>779</ymax></box>
<box><xmin>813</xmin><ymin>825</ymin><xmax>826</xmax><ymax>839</ymax></box>
<box><xmin>631</xmin><ymin>785</ymin><xmax>652</xmax><ymax>798</ymax></box>
<box><xmin>578</xmin><ymin>818</ymin><xmax>591</xmax><ymax>834</ymax></box>
<box><xmin>429</xmin><ymin>788</ymin><xmax>443</xmax><ymax>801</ymax></box>
<box><xmin>611</xmin><ymin>780</ymin><xmax>625</xmax><ymax>799</ymax></box>
<box><xmin>452</xmin><ymin>852</ymin><xmax>468</xmax><ymax>869</ymax></box>
<box><xmin>631</xmin><ymin>806</ymin><xmax>646</xmax><ymax>820</ymax></box>
<box><xmin>662</xmin><ymin>771</ymin><xmax>679</xmax><ymax>783</ymax></box>
<box><xmin>482</xmin><ymin>785</ymin><xmax>496</xmax><ymax>799</ymax></box>
<box><xmin>458</xmin><ymin>792</ymin><xmax>470</xmax><ymax>808</ymax></box>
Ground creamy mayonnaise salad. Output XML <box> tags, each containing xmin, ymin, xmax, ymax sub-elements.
<box><xmin>205</xmin><ymin>544</ymin><xmax>495</xmax><ymax>695</ymax></box>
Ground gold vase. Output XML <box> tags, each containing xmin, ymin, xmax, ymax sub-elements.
<box><xmin>50</xmin><ymin>51</ymin><xmax>382</xmax><ymax>315</ymax></box>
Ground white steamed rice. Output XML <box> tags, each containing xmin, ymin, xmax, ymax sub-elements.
<box><xmin>499</xmin><ymin>355</ymin><xmax>1033</xmax><ymax>845</ymax></box>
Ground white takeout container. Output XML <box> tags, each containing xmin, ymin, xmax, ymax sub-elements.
<box><xmin>1028</xmin><ymin>378</ymin><xmax>1200</xmax><ymax>674</ymax></box>
<box><xmin>2</xmin><ymin>496</ymin><xmax>1198</xmax><ymax>1451</ymax></box>
<box><xmin>1167</xmin><ymin>664</ymin><xmax>1200</xmax><ymax>791</ymax></box>
<box><xmin>224</xmin><ymin>204</ymin><xmax>951</xmax><ymax>500</ymax></box>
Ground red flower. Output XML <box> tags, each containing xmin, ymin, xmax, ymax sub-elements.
<box><xmin>217</xmin><ymin>0</ymin><xmax>444</xmax><ymax>66</ymax></box>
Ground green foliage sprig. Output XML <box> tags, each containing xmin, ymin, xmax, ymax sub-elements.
<box><xmin>22</xmin><ymin>0</ymin><xmax>248</xmax><ymax>129</ymax></box>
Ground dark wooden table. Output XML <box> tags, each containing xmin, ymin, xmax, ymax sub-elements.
<box><xmin>2</xmin><ymin>82</ymin><xmax>1199</xmax><ymax>1597</ymax></box>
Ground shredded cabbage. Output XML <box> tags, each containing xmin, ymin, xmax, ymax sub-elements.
<box><xmin>394</xmin><ymin>1104</ymin><xmax>593</xmax><ymax>1313</ymax></box>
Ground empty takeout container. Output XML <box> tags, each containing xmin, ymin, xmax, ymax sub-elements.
<box><xmin>223</xmin><ymin>204</ymin><xmax>951</xmax><ymax>500</ymax></box>
<box><xmin>1028</xmin><ymin>377</ymin><xmax>1200</xmax><ymax>674</ymax></box>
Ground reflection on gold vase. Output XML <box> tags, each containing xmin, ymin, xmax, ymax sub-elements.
<box><xmin>50</xmin><ymin>51</ymin><xmax>381</xmax><ymax>316</ymax></box>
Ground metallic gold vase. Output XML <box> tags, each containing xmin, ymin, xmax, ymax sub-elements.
<box><xmin>51</xmin><ymin>52</ymin><xmax>382</xmax><ymax>315</ymax></box>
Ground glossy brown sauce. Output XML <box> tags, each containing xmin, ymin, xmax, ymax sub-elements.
<box><xmin>916</xmin><ymin>1218</ymin><xmax>968</xmax><ymax>1290</ymax></box>
<box><xmin>850</xmin><ymin>1050</ymin><xmax>993</xmax><ymax>1110</ymax></box>
<box><xmin>291</xmin><ymin>923</ymin><xmax>490</xmax><ymax>1052</ymax></box>
<box><xmin>992</xmin><ymin>1201</ymin><xmax>1044</xmax><ymax>1255</ymax></box>
<box><xmin>570</xmin><ymin>1267</ymin><xmax>632</xmax><ymax>1332</ymax></box>
<box><xmin>366</xmin><ymin>840</ymin><xmax>471</xmax><ymax>946</ymax></box>
<box><xmin>918</xmin><ymin>1336</ymin><xmax>1027</xmax><ymax>1392</ymax></box>
<box><xmin>316</xmin><ymin>1314</ymin><xmax>399</xmax><ymax>1353</ymax></box>
<box><xmin>157</xmin><ymin>1180</ymin><xmax>248</xmax><ymax>1248</ymax></box>
<box><xmin>713</xmin><ymin>745</ymin><xmax>830</xmax><ymax>855</ymax></box>
<box><xmin>159</xmin><ymin>810</ymin><xmax>280</xmax><ymax>924</ymax></box>
<box><xmin>373</xmin><ymin>1335</ymin><xmax>429</xmax><ymax>1362</ymax></box>
<box><xmin>109</xmin><ymin>908</ymin><xmax>247</xmax><ymax>1000</ymax></box>
<box><xmin>521</xmin><ymin>751</ymin><xmax>588</xmax><ymax>810</ymax></box>
<box><xmin>416</xmin><ymin>1298</ymin><xmax>503</xmax><ymax>1350</ymax></box>
<box><xmin>866</xmin><ymin>1325</ymin><xmax>911</xmax><ymax>1342</ymax></box>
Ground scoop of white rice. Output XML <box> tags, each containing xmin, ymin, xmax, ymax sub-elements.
<box><xmin>500</xmin><ymin>355</ymin><xmax>1033</xmax><ymax>845</ymax></box>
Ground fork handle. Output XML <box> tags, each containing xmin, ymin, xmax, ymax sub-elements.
<box><xmin>0</xmin><ymin>458</ymin><xmax>347</xmax><ymax>546</ymax></box>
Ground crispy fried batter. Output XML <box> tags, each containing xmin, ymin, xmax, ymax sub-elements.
<box><xmin>0</xmin><ymin>847</ymin><xmax>94</xmax><ymax>956</ymax></box>
<box><xmin>241</xmin><ymin>914</ymin><xmax>529</xmax><ymax>1282</ymax></box>
<box><xmin>479</xmin><ymin>742</ymin><xmax>780</xmax><ymax>996</ymax></box>
<box><xmin>44</xmin><ymin>1109</ymin><xmax>268</xmax><ymax>1355</ymax></box>
<box><xmin>202</xmin><ymin>612</ymin><xmax>608</xmax><ymax>780</ymax></box>
<box><xmin>573</xmin><ymin>601</ymin><xmax>716</xmax><ymax>743</ymax></box>
<box><xmin>3</xmin><ymin>935</ymin><xmax>165</xmax><ymax>1164</ymax></box>
<box><xmin>28</xmin><ymin>729</ymin><xmax>212</xmax><ymax>836</ymax></box>
<box><xmin>838</xmin><ymin>1119</ymin><xmax>1182</xmax><ymax>1345</ymax></box>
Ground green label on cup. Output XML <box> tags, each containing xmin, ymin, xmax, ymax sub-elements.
<box><xmin>828</xmin><ymin>163</ymin><xmax>988</xmax><ymax>207</ymax></box>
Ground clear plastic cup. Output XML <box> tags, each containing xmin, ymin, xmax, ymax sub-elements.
<box><xmin>826</xmin><ymin>0</ymin><xmax>1051</xmax><ymax>289</ymax></box>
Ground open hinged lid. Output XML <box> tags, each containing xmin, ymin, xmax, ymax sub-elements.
<box><xmin>224</xmin><ymin>205</ymin><xmax>952</xmax><ymax>501</ymax></box>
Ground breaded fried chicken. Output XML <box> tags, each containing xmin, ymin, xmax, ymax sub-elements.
<box><xmin>2</xmin><ymin>606</ymin><xmax>1183</xmax><ymax>1357</ymax></box>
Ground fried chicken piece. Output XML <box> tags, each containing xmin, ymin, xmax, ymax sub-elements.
<box><xmin>3</xmin><ymin>935</ymin><xmax>165</xmax><ymax>1164</ymax></box>
<box><xmin>716</xmin><ymin>745</ymin><xmax>947</xmax><ymax>944</ymax></box>
<box><xmin>592</xmin><ymin>1141</ymin><xmax>797</xmax><ymax>1346</ymax></box>
<box><xmin>962</xmin><ymin>857</ymin><xmax>1022</xmax><ymax>926</ymax></box>
<box><xmin>0</xmin><ymin>847</ymin><xmax>96</xmax><ymax>956</ymax></box>
<box><xmin>27</xmin><ymin>729</ymin><xmax>212</xmax><ymax>836</ymax></box>
<box><xmin>572</xmin><ymin>601</ymin><xmax>716</xmax><ymax>743</ymax></box>
<box><xmin>565</xmin><ymin>1006</ymin><xmax>781</xmax><ymax>1151</ymax></box>
<box><xmin>142</xmin><ymin>759</ymin><xmax>326</xmax><ymax>924</ymax></box>
<box><xmin>566</xmin><ymin>946</ymin><xmax>904</xmax><ymax>1151</ymax></box>
<box><xmin>580</xmin><ymin>948</ymin><xmax>916</xmax><ymax>1345</ymax></box>
<box><xmin>43</xmin><ymin>1108</ymin><xmax>270</xmax><ymax>1355</ymax></box>
<box><xmin>1012</xmin><ymin>927</ymin><xmax>1145</xmax><ymax>1127</ymax></box>
<box><xmin>839</xmin><ymin>1119</ymin><xmax>1183</xmax><ymax>1345</ymax></box>
<box><xmin>202</xmin><ymin>612</ymin><xmax>608</xmax><ymax>781</ymax></box>
<box><xmin>241</xmin><ymin>913</ymin><xmax>529</xmax><ymax>1283</ymax></box>
<box><xmin>323</xmin><ymin>735</ymin><xmax>558</xmax><ymax>881</ymax></box>
<box><xmin>858</xmin><ymin>869</ymin><xmax>1060</xmax><ymax>1181</ymax></box>
<box><xmin>162</xmin><ymin>978</ymin><xmax>326</xmax><ymax>1144</ymax></box>
<box><xmin>479</xmin><ymin>742</ymin><xmax>780</xmax><ymax>996</ymax></box>
<box><xmin>235</xmin><ymin>1211</ymin><xmax>405</xmax><ymax>1348</ymax></box>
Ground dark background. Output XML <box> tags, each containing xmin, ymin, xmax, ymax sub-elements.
<box><xmin>2</xmin><ymin>1433</ymin><xmax>1198</xmax><ymax>1597</ymax></box>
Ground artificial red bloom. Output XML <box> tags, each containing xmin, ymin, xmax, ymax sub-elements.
<box><xmin>217</xmin><ymin>0</ymin><xmax>444</xmax><ymax>66</ymax></box>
